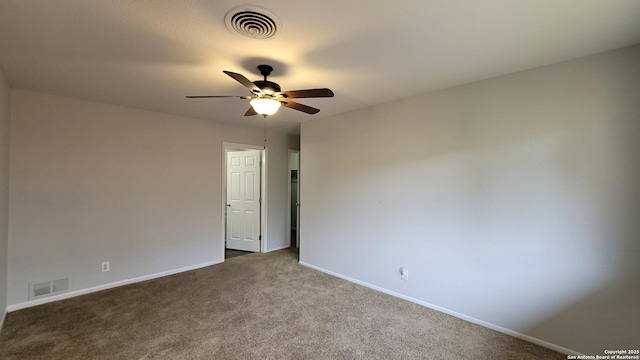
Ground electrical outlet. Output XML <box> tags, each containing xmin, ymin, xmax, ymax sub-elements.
<box><xmin>101</xmin><ymin>261</ymin><xmax>110</xmax><ymax>272</ymax></box>
<box><xmin>400</xmin><ymin>267</ymin><xmax>408</xmax><ymax>281</ymax></box>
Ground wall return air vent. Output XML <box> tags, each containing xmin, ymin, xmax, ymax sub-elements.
<box><xmin>29</xmin><ymin>278</ymin><xmax>70</xmax><ymax>300</ymax></box>
<box><xmin>224</xmin><ymin>5</ymin><xmax>281</xmax><ymax>39</ymax></box>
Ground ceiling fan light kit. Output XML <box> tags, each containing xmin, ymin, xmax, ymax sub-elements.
<box><xmin>250</xmin><ymin>97</ymin><xmax>281</xmax><ymax>116</ymax></box>
<box><xmin>186</xmin><ymin>64</ymin><xmax>334</xmax><ymax>118</ymax></box>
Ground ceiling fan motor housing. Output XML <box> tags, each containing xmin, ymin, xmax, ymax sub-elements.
<box><xmin>253</xmin><ymin>65</ymin><xmax>280</xmax><ymax>95</ymax></box>
<box><xmin>254</xmin><ymin>80</ymin><xmax>281</xmax><ymax>95</ymax></box>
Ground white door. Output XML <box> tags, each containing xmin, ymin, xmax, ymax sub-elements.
<box><xmin>226</xmin><ymin>150</ymin><xmax>261</xmax><ymax>252</ymax></box>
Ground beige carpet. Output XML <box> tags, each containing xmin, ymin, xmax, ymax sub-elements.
<box><xmin>0</xmin><ymin>249</ymin><xmax>565</xmax><ymax>359</ymax></box>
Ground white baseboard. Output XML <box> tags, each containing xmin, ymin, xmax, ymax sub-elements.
<box><xmin>299</xmin><ymin>261</ymin><xmax>582</xmax><ymax>356</ymax></box>
<box><xmin>266</xmin><ymin>245</ymin><xmax>292</xmax><ymax>252</ymax></box>
<box><xmin>7</xmin><ymin>259</ymin><xmax>224</xmax><ymax>312</ymax></box>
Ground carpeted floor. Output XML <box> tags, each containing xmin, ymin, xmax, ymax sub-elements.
<box><xmin>0</xmin><ymin>249</ymin><xmax>565</xmax><ymax>359</ymax></box>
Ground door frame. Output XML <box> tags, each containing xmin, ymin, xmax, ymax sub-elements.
<box><xmin>222</xmin><ymin>142</ymin><xmax>268</xmax><ymax>257</ymax></box>
<box><xmin>287</xmin><ymin>149</ymin><xmax>300</xmax><ymax>248</ymax></box>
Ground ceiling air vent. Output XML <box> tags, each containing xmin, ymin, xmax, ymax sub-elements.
<box><xmin>224</xmin><ymin>5</ymin><xmax>281</xmax><ymax>40</ymax></box>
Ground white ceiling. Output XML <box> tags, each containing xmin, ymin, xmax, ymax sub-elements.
<box><xmin>1</xmin><ymin>0</ymin><xmax>639</xmax><ymax>135</ymax></box>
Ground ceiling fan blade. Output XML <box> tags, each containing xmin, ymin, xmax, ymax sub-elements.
<box><xmin>185</xmin><ymin>95</ymin><xmax>252</xmax><ymax>99</ymax></box>
<box><xmin>281</xmin><ymin>100</ymin><xmax>320</xmax><ymax>114</ymax></box>
<box><xmin>279</xmin><ymin>88</ymin><xmax>334</xmax><ymax>99</ymax></box>
<box><xmin>223</xmin><ymin>71</ymin><xmax>263</xmax><ymax>95</ymax></box>
<box><xmin>244</xmin><ymin>107</ymin><xmax>258</xmax><ymax>116</ymax></box>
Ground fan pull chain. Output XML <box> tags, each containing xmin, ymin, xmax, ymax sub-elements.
<box><xmin>263</xmin><ymin>117</ymin><xmax>267</xmax><ymax>150</ymax></box>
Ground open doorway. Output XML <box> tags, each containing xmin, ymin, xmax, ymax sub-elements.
<box><xmin>223</xmin><ymin>143</ymin><xmax>267</xmax><ymax>260</ymax></box>
<box><xmin>287</xmin><ymin>150</ymin><xmax>300</xmax><ymax>249</ymax></box>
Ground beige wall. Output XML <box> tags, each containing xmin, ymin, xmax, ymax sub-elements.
<box><xmin>0</xmin><ymin>65</ymin><xmax>10</xmax><ymax>325</ymax></box>
<box><xmin>7</xmin><ymin>90</ymin><xmax>298</xmax><ymax>306</ymax></box>
<box><xmin>300</xmin><ymin>44</ymin><xmax>640</xmax><ymax>355</ymax></box>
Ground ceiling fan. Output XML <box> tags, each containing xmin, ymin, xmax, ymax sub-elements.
<box><xmin>186</xmin><ymin>65</ymin><xmax>334</xmax><ymax>117</ymax></box>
